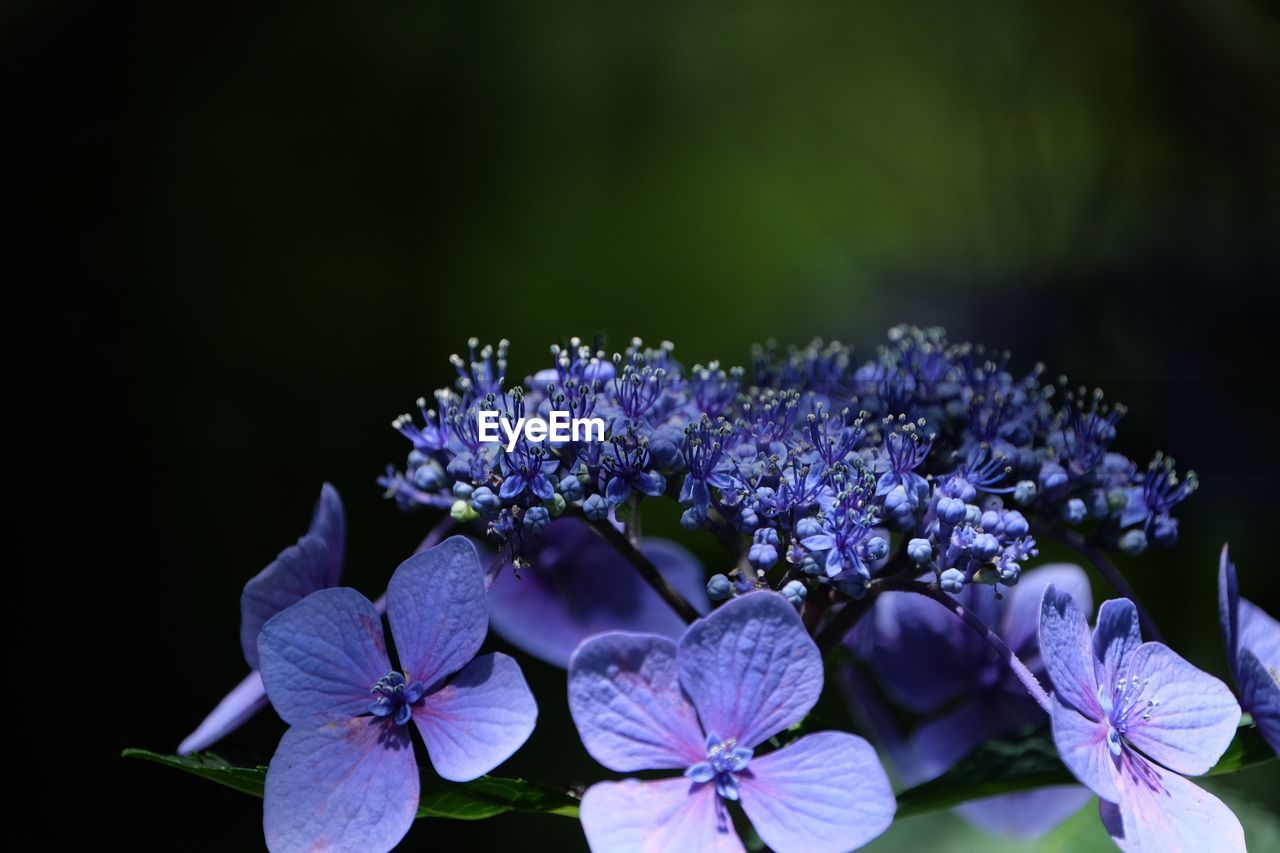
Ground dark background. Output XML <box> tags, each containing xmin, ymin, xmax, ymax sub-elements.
<box><xmin>13</xmin><ymin>0</ymin><xmax>1280</xmax><ymax>848</ymax></box>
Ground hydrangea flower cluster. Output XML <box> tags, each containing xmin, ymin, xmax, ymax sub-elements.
<box><xmin>381</xmin><ymin>328</ymin><xmax>1195</xmax><ymax>602</ymax></box>
<box><xmin>160</xmin><ymin>328</ymin><xmax>1277</xmax><ymax>853</ymax></box>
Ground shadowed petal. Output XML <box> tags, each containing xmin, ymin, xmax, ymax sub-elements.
<box><xmin>264</xmin><ymin>717</ymin><xmax>417</xmax><ymax>853</ymax></box>
<box><xmin>579</xmin><ymin>778</ymin><xmax>744</xmax><ymax>853</ymax></box>
<box><xmin>258</xmin><ymin>588</ymin><xmax>391</xmax><ymax>726</ymax></box>
<box><xmin>1237</xmin><ymin>649</ymin><xmax>1280</xmax><ymax>754</ymax></box>
<box><xmin>1051</xmin><ymin>695</ymin><xmax>1121</xmax><ymax>802</ymax></box>
<box><xmin>488</xmin><ymin>519</ymin><xmax>709</xmax><ymax>668</ymax></box>
<box><xmin>910</xmin><ymin>696</ymin><xmax>1021</xmax><ymax>782</ymax></box>
<box><xmin>1039</xmin><ymin>585</ymin><xmax>1101</xmax><ymax>718</ymax></box>
<box><xmin>1093</xmin><ymin>599</ymin><xmax>1143</xmax><ymax>696</ymax></box>
<box><xmin>568</xmin><ymin>633</ymin><xmax>706</xmax><ymax>772</ymax></box>
<box><xmin>1002</xmin><ymin>564</ymin><xmax>1092</xmax><ymax>656</ymax></box>
<box><xmin>954</xmin><ymin>785</ymin><xmax>1092</xmax><ymax>839</ymax></box>
<box><xmin>864</xmin><ymin>590</ymin><xmax>981</xmax><ymax>713</ymax></box>
<box><xmin>178</xmin><ymin>671</ymin><xmax>269</xmax><ymax>755</ymax></box>
<box><xmin>307</xmin><ymin>482</ymin><xmax>346</xmax><ymax>588</ymax></box>
<box><xmin>241</xmin><ymin>535</ymin><xmax>335</xmax><ymax>670</ymax></box>
<box><xmin>678</xmin><ymin>592</ymin><xmax>823</xmax><ymax>749</ymax></box>
<box><xmin>386</xmin><ymin>537</ymin><xmax>488</xmax><ymax>686</ymax></box>
<box><xmin>1238</xmin><ymin>598</ymin><xmax>1279</xmax><ymax>672</ymax></box>
<box><xmin>413</xmin><ymin>652</ymin><xmax>537</xmax><ymax>782</ymax></box>
<box><xmin>1102</xmin><ymin>760</ymin><xmax>1244</xmax><ymax>853</ymax></box>
<box><xmin>1218</xmin><ymin>545</ymin><xmax>1241</xmax><ymax>666</ymax></box>
<box><xmin>738</xmin><ymin>732</ymin><xmax>895</xmax><ymax>853</ymax></box>
<box><xmin>1120</xmin><ymin>642</ymin><xmax>1239</xmax><ymax>776</ymax></box>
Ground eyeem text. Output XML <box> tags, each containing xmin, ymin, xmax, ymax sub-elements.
<box><xmin>477</xmin><ymin>411</ymin><xmax>606</xmax><ymax>451</ymax></box>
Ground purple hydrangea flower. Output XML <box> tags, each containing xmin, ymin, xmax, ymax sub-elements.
<box><xmin>258</xmin><ymin>537</ymin><xmax>537</xmax><ymax>853</ymax></box>
<box><xmin>179</xmin><ymin>483</ymin><xmax>345</xmax><ymax>755</ymax></box>
<box><xmin>853</xmin><ymin>564</ymin><xmax>1093</xmax><ymax>837</ymax></box>
<box><xmin>1218</xmin><ymin>545</ymin><xmax>1280</xmax><ymax>754</ymax></box>
<box><xmin>1039</xmin><ymin>586</ymin><xmax>1243</xmax><ymax>852</ymax></box>
<box><xmin>568</xmin><ymin>592</ymin><xmax>895</xmax><ymax>853</ymax></box>
<box><xmin>487</xmin><ymin>517</ymin><xmax>710</xmax><ymax>667</ymax></box>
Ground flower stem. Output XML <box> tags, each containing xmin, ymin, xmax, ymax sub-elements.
<box><xmin>566</xmin><ymin>507</ymin><xmax>702</xmax><ymax>624</ymax></box>
<box><xmin>899</xmin><ymin>580</ymin><xmax>1054</xmax><ymax>714</ymax></box>
<box><xmin>1038</xmin><ymin>523</ymin><xmax>1164</xmax><ymax>643</ymax></box>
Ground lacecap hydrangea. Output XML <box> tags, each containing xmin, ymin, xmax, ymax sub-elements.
<box><xmin>381</xmin><ymin>327</ymin><xmax>1195</xmax><ymax>600</ymax></box>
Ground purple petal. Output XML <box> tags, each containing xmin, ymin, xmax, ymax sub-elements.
<box><xmin>386</xmin><ymin>536</ymin><xmax>487</xmax><ymax>687</ymax></box>
<box><xmin>240</xmin><ymin>534</ymin><xmax>335</xmax><ymax>670</ymax></box>
<box><xmin>1238</xmin><ymin>597</ymin><xmax>1279</xmax><ymax>671</ymax></box>
<box><xmin>1093</xmin><ymin>598</ymin><xmax>1144</xmax><ymax>696</ymax></box>
<box><xmin>1218</xmin><ymin>545</ymin><xmax>1240</xmax><ymax>668</ymax></box>
<box><xmin>308</xmin><ymin>482</ymin><xmax>346</xmax><ymax>587</ymax></box>
<box><xmin>1237</xmin><ymin>649</ymin><xmax>1280</xmax><ymax>754</ymax></box>
<box><xmin>738</xmin><ymin>732</ymin><xmax>895</xmax><ymax>853</ymax></box>
<box><xmin>413</xmin><ymin>652</ymin><xmax>537</xmax><ymax>782</ymax></box>
<box><xmin>264</xmin><ymin>717</ymin><xmax>418</xmax><ymax>853</ymax></box>
<box><xmin>568</xmin><ymin>633</ymin><xmax>705</xmax><ymax>772</ymax></box>
<box><xmin>678</xmin><ymin>592</ymin><xmax>823</xmax><ymax>749</ymax></box>
<box><xmin>488</xmin><ymin>519</ymin><xmax>708</xmax><ymax>668</ymax></box>
<box><xmin>258</xmin><ymin>588</ymin><xmax>391</xmax><ymax>726</ymax></box>
<box><xmin>864</xmin><ymin>590</ymin><xmax>982</xmax><ymax>713</ymax></box>
<box><xmin>910</xmin><ymin>697</ymin><xmax>1012</xmax><ymax>782</ymax></box>
<box><xmin>1120</xmin><ymin>642</ymin><xmax>1240</xmax><ymax>775</ymax></box>
<box><xmin>1001</xmin><ymin>563</ymin><xmax>1092</xmax><ymax>656</ymax></box>
<box><xmin>954</xmin><ymin>785</ymin><xmax>1092</xmax><ymax>839</ymax></box>
<box><xmin>1050</xmin><ymin>695</ymin><xmax>1121</xmax><ymax>802</ymax></box>
<box><xmin>1039</xmin><ymin>584</ymin><xmax>1101</xmax><ymax>718</ymax></box>
<box><xmin>177</xmin><ymin>671</ymin><xmax>269</xmax><ymax>755</ymax></box>
<box><xmin>1102</xmin><ymin>760</ymin><xmax>1245</xmax><ymax>853</ymax></box>
<box><xmin>579</xmin><ymin>778</ymin><xmax>744</xmax><ymax>853</ymax></box>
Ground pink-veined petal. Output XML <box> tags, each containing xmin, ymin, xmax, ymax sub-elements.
<box><xmin>568</xmin><ymin>633</ymin><xmax>705</xmax><ymax>772</ymax></box>
<box><xmin>579</xmin><ymin>777</ymin><xmax>744</xmax><ymax>853</ymax></box>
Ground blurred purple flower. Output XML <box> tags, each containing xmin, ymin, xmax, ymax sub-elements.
<box><xmin>854</xmin><ymin>563</ymin><xmax>1093</xmax><ymax>838</ymax></box>
<box><xmin>1039</xmin><ymin>586</ymin><xmax>1242</xmax><ymax>851</ymax></box>
<box><xmin>1218</xmin><ymin>545</ymin><xmax>1279</xmax><ymax>755</ymax></box>
<box><xmin>178</xmin><ymin>483</ymin><xmax>345</xmax><ymax>755</ymax></box>
<box><xmin>568</xmin><ymin>592</ymin><xmax>895</xmax><ymax>853</ymax></box>
<box><xmin>487</xmin><ymin>517</ymin><xmax>709</xmax><ymax>667</ymax></box>
<box><xmin>259</xmin><ymin>536</ymin><xmax>537</xmax><ymax>853</ymax></box>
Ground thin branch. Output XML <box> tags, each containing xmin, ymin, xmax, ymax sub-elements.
<box><xmin>564</xmin><ymin>506</ymin><xmax>702</xmax><ymax>624</ymax></box>
<box><xmin>1037</xmin><ymin>523</ymin><xmax>1164</xmax><ymax>643</ymax></box>
<box><xmin>814</xmin><ymin>545</ymin><xmax>915</xmax><ymax>652</ymax></box>
<box><xmin>900</xmin><ymin>580</ymin><xmax>1054</xmax><ymax>715</ymax></box>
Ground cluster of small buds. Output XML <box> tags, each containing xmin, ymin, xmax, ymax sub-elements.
<box><xmin>380</xmin><ymin>328</ymin><xmax>1194</xmax><ymax>593</ymax></box>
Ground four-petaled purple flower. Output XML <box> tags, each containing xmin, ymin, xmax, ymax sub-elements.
<box><xmin>179</xmin><ymin>483</ymin><xmax>346</xmax><ymax>755</ymax></box>
<box><xmin>258</xmin><ymin>537</ymin><xmax>537</xmax><ymax>853</ymax></box>
<box><xmin>1039</xmin><ymin>586</ymin><xmax>1243</xmax><ymax>852</ymax></box>
<box><xmin>1218</xmin><ymin>545</ymin><xmax>1279</xmax><ymax>755</ymax></box>
<box><xmin>568</xmin><ymin>591</ymin><xmax>895</xmax><ymax>853</ymax></box>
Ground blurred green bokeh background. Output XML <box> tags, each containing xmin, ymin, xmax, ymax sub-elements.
<box><xmin>15</xmin><ymin>0</ymin><xmax>1278</xmax><ymax>848</ymax></box>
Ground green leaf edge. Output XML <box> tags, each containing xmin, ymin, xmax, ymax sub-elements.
<box><xmin>121</xmin><ymin>749</ymin><xmax>580</xmax><ymax>821</ymax></box>
<box><xmin>894</xmin><ymin>721</ymin><xmax>1276</xmax><ymax>819</ymax></box>
<box><xmin>125</xmin><ymin>720</ymin><xmax>1273</xmax><ymax>824</ymax></box>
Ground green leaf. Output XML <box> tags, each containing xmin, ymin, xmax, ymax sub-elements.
<box><xmin>122</xmin><ymin>749</ymin><xmax>267</xmax><ymax>798</ymax></box>
<box><xmin>894</xmin><ymin>721</ymin><xmax>1277</xmax><ymax>818</ymax></box>
<box><xmin>122</xmin><ymin>749</ymin><xmax>580</xmax><ymax>820</ymax></box>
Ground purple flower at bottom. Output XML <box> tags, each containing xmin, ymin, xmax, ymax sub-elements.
<box><xmin>854</xmin><ymin>563</ymin><xmax>1093</xmax><ymax>838</ymax></box>
<box><xmin>258</xmin><ymin>537</ymin><xmax>537</xmax><ymax>853</ymax></box>
<box><xmin>568</xmin><ymin>592</ymin><xmax>895</xmax><ymax>853</ymax></box>
<box><xmin>1218</xmin><ymin>545</ymin><xmax>1280</xmax><ymax>755</ymax></box>
<box><xmin>1039</xmin><ymin>586</ymin><xmax>1243</xmax><ymax>852</ymax></box>
<box><xmin>487</xmin><ymin>518</ymin><xmax>709</xmax><ymax>667</ymax></box>
<box><xmin>179</xmin><ymin>483</ymin><xmax>345</xmax><ymax>755</ymax></box>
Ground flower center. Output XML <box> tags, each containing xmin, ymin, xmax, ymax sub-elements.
<box><xmin>1098</xmin><ymin>673</ymin><xmax>1160</xmax><ymax>755</ymax></box>
<box><xmin>369</xmin><ymin>671</ymin><xmax>425</xmax><ymax>726</ymax></box>
<box><xmin>684</xmin><ymin>734</ymin><xmax>754</xmax><ymax>801</ymax></box>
